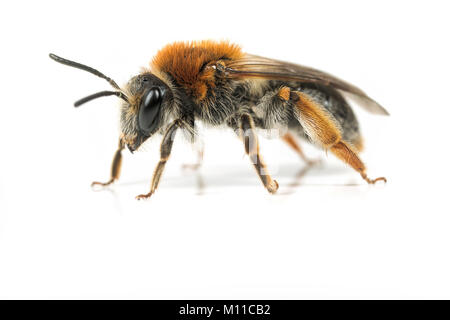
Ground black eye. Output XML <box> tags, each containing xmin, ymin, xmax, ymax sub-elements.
<box><xmin>138</xmin><ymin>87</ymin><xmax>163</xmax><ymax>134</ymax></box>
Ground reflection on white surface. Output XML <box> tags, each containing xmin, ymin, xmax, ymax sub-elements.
<box><xmin>2</xmin><ymin>146</ymin><xmax>447</xmax><ymax>299</ymax></box>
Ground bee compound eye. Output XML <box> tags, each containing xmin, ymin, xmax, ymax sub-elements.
<box><xmin>138</xmin><ymin>87</ymin><xmax>163</xmax><ymax>134</ymax></box>
<box><xmin>144</xmin><ymin>87</ymin><xmax>161</xmax><ymax>108</ymax></box>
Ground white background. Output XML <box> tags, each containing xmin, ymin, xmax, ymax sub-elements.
<box><xmin>1</xmin><ymin>0</ymin><xmax>449</xmax><ymax>299</ymax></box>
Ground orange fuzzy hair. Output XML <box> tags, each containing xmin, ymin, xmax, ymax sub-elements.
<box><xmin>150</xmin><ymin>40</ymin><xmax>244</xmax><ymax>100</ymax></box>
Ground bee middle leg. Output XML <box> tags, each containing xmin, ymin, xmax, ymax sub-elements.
<box><xmin>235</xmin><ymin>114</ymin><xmax>279</xmax><ymax>194</ymax></box>
<box><xmin>135</xmin><ymin>120</ymin><xmax>181</xmax><ymax>200</ymax></box>
<box><xmin>282</xmin><ymin>132</ymin><xmax>320</xmax><ymax>165</ymax></box>
<box><xmin>91</xmin><ymin>139</ymin><xmax>125</xmax><ymax>188</ymax></box>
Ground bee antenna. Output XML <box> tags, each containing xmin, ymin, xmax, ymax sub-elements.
<box><xmin>49</xmin><ymin>53</ymin><xmax>122</xmax><ymax>91</ymax></box>
<box><xmin>74</xmin><ymin>90</ymin><xmax>129</xmax><ymax>107</ymax></box>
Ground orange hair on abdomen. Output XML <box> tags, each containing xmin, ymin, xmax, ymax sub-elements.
<box><xmin>150</xmin><ymin>40</ymin><xmax>244</xmax><ymax>100</ymax></box>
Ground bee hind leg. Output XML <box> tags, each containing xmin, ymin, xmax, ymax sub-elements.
<box><xmin>91</xmin><ymin>139</ymin><xmax>124</xmax><ymax>189</ymax></box>
<box><xmin>330</xmin><ymin>141</ymin><xmax>386</xmax><ymax>184</ymax></box>
<box><xmin>292</xmin><ymin>91</ymin><xmax>386</xmax><ymax>184</ymax></box>
<box><xmin>235</xmin><ymin>113</ymin><xmax>279</xmax><ymax>194</ymax></box>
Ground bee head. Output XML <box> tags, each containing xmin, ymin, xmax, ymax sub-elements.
<box><xmin>120</xmin><ymin>73</ymin><xmax>173</xmax><ymax>152</ymax></box>
<box><xmin>49</xmin><ymin>54</ymin><xmax>173</xmax><ymax>153</ymax></box>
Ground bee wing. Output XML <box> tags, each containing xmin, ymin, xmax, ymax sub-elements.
<box><xmin>223</xmin><ymin>54</ymin><xmax>389</xmax><ymax>115</ymax></box>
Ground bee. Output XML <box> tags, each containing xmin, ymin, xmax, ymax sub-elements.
<box><xmin>49</xmin><ymin>40</ymin><xmax>388</xmax><ymax>200</ymax></box>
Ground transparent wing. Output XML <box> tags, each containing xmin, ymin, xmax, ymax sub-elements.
<box><xmin>222</xmin><ymin>54</ymin><xmax>389</xmax><ymax>115</ymax></box>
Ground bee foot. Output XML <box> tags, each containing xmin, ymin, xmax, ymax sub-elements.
<box><xmin>135</xmin><ymin>192</ymin><xmax>154</xmax><ymax>200</ymax></box>
<box><xmin>267</xmin><ymin>179</ymin><xmax>279</xmax><ymax>194</ymax></box>
<box><xmin>362</xmin><ymin>174</ymin><xmax>387</xmax><ymax>185</ymax></box>
<box><xmin>91</xmin><ymin>180</ymin><xmax>114</xmax><ymax>191</ymax></box>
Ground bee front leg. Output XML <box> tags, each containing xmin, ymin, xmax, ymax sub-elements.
<box><xmin>91</xmin><ymin>139</ymin><xmax>124</xmax><ymax>188</ymax></box>
<box><xmin>237</xmin><ymin>114</ymin><xmax>279</xmax><ymax>194</ymax></box>
<box><xmin>135</xmin><ymin>120</ymin><xmax>181</xmax><ymax>200</ymax></box>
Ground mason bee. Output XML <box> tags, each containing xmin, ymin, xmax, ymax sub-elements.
<box><xmin>49</xmin><ymin>40</ymin><xmax>387</xmax><ymax>200</ymax></box>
